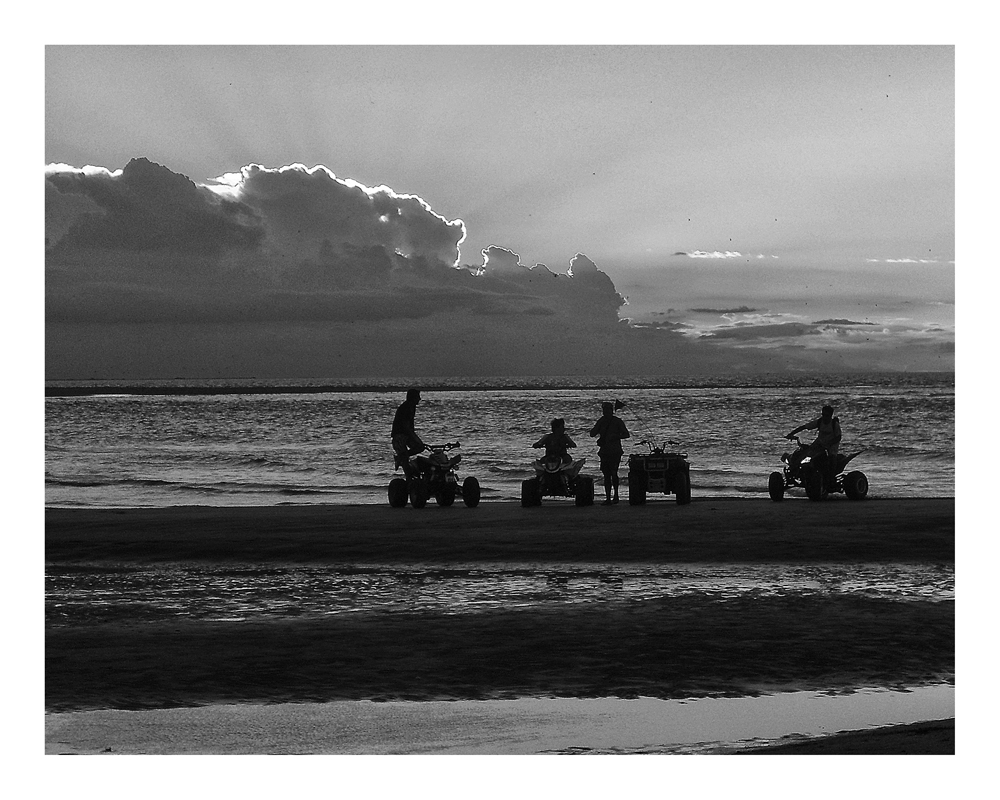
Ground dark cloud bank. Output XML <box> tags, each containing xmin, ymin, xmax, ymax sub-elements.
<box><xmin>46</xmin><ymin>159</ymin><xmax>949</xmax><ymax>379</ymax></box>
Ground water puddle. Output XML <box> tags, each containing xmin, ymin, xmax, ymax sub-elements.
<box><xmin>46</xmin><ymin>684</ymin><xmax>954</xmax><ymax>755</ymax></box>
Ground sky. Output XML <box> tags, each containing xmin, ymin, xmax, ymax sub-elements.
<box><xmin>44</xmin><ymin>43</ymin><xmax>955</xmax><ymax>379</ymax></box>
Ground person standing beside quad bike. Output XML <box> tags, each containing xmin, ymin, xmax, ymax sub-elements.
<box><xmin>589</xmin><ymin>400</ymin><xmax>631</xmax><ymax>505</ymax></box>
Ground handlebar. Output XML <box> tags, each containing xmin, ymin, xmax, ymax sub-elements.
<box><xmin>637</xmin><ymin>439</ymin><xmax>680</xmax><ymax>453</ymax></box>
<box><xmin>426</xmin><ymin>441</ymin><xmax>460</xmax><ymax>451</ymax></box>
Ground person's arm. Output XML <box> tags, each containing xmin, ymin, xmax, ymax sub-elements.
<box><xmin>832</xmin><ymin>418</ymin><xmax>843</xmax><ymax>443</ymax></box>
<box><xmin>565</xmin><ymin>435</ymin><xmax>577</xmax><ymax>448</ymax></box>
<box><xmin>589</xmin><ymin>419</ymin><xmax>602</xmax><ymax>438</ymax></box>
<box><xmin>533</xmin><ymin>434</ymin><xmax>547</xmax><ymax>449</ymax></box>
<box><xmin>787</xmin><ymin>418</ymin><xmax>818</xmax><ymax>438</ymax></box>
<box><xmin>619</xmin><ymin>419</ymin><xmax>630</xmax><ymax>439</ymax></box>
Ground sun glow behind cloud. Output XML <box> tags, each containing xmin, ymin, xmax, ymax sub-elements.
<box><xmin>204</xmin><ymin>163</ymin><xmax>468</xmax><ymax>267</ymax></box>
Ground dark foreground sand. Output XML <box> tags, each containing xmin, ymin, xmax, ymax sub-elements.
<box><xmin>46</xmin><ymin>496</ymin><xmax>954</xmax><ymax>565</ymax></box>
<box><xmin>748</xmin><ymin>718</ymin><xmax>954</xmax><ymax>755</ymax></box>
<box><xmin>46</xmin><ymin>498</ymin><xmax>954</xmax><ymax>754</ymax></box>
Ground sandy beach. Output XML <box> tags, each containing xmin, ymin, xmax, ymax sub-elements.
<box><xmin>46</xmin><ymin>498</ymin><xmax>954</xmax><ymax>754</ymax></box>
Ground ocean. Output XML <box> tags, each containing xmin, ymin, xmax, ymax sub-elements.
<box><xmin>45</xmin><ymin>373</ymin><xmax>954</xmax><ymax>508</ymax></box>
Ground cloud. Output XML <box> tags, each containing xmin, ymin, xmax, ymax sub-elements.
<box><xmin>673</xmin><ymin>250</ymin><xmax>779</xmax><ymax>261</ymax></box>
<box><xmin>44</xmin><ymin>159</ymin><xmax>954</xmax><ymax>378</ymax></box>
<box><xmin>45</xmin><ymin>158</ymin><xmax>626</xmax><ymax>327</ymax></box>
<box><xmin>675</xmin><ymin>250</ymin><xmax>743</xmax><ymax>259</ymax></box>
<box><xmin>206</xmin><ymin>163</ymin><xmax>467</xmax><ymax>268</ymax></box>
<box><xmin>689</xmin><ymin>306</ymin><xmax>758</xmax><ymax>315</ymax></box>
<box><xmin>701</xmin><ymin>322</ymin><xmax>818</xmax><ymax>341</ymax></box>
<box><xmin>46</xmin><ymin>158</ymin><xmax>264</xmax><ymax>255</ymax></box>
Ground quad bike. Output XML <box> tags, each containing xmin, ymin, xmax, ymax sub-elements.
<box><xmin>388</xmin><ymin>441</ymin><xmax>481</xmax><ymax>508</ymax></box>
<box><xmin>627</xmin><ymin>440</ymin><xmax>692</xmax><ymax>505</ymax></box>
<box><xmin>521</xmin><ymin>452</ymin><xmax>595</xmax><ymax>507</ymax></box>
<box><xmin>768</xmin><ymin>435</ymin><xmax>869</xmax><ymax>502</ymax></box>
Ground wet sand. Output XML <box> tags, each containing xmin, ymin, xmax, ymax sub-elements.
<box><xmin>46</xmin><ymin>497</ymin><xmax>954</xmax><ymax>565</ymax></box>
<box><xmin>45</xmin><ymin>498</ymin><xmax>954</xmax><ymax>754</ymax></box>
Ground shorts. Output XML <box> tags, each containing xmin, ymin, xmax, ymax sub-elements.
<box><xmin>599</xmin><ymin>453</ymin><xmax>622</xmax><ymax>474</ymax></box>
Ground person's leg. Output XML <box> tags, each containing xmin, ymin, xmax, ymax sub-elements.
<box><xmin>601</xmin><ymin>463</ymin><xmax>613</xmax><ymax>503</ymax></box>
<box><xmin>391</xmin><ymin>436</ymin><xmax>406</xmax><ymax>471</ymax></box>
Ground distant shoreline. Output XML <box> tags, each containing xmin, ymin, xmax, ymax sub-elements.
<box><xmin>44</xmin><ymin>371</ymin><xmax>955</xmax><ymax>397</ymax></box>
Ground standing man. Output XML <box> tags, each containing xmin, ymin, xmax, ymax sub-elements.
<box><xmin>589</xmin><ymin>401</ymin><xmax>630</xmax><ymax>505</ymax></box>
<box><xmin>392</xmin><ymin>389</ymin><xmax>425</xmax><ymax>476</ymax></box>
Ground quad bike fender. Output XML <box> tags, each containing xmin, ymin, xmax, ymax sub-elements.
<box><xmin>840</xmin><ymin>450</ymin><xmax>865</xmax><ymax>469</ymax></box>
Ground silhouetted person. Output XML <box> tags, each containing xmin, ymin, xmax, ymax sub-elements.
<box><xmin>533</xmin><ymin>417</ymin><xmax>577</xmax><ymax>465</ymax></box>
<box><xmin>392</xmin><ymin>389</ymin><xmax>425</xmax><ymax>476</ymax></box>
<box><xmin>590</xmin><ymin>401</ymin><xmax>630</xmax><ymax>504</ymax></box>
<box><xmin>786</xmin><ymin>404</ymin><xmax>842</xmax><ymax>474</ymax></box>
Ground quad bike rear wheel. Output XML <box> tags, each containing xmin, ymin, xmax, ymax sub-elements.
<box><xmin>521</xmin><ymin>478</ymin><xmax>542</xmax><ymax>507</ymax></box>
<box><xmin>462</xmin><ymin>476</ymin><xmax>481</xmax><ymax>507</ymax></box>
<box><xmin>628</xmin><ymin>469</ymin><xmax>647</xmax><ymax>505</ymax></box>
<box><xmin>675</xmin><ymin>469</ymin><xmax>692</xmax><ymax>505</ymax></box>
<box><xmin>388</xmin><ymin>477</ymin><xmax>408</xmax><ymax>508</ymax></box>
<box><xmin>844</xmin><ymin>470</ymin><xmax>869</xmax><ymax>501</ymax></box>
<box><xmin>768</xmin><ymin>471</ymin><xmax>785</xmax><ymax>502</ymax></box>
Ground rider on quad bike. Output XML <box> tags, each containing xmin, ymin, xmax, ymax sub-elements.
<box><xmin>521</xmin><ymin>418</ymin><xmax>594</xmax><ymax>506</ymax></box>
<box><xmin>532</xmin><ymin>418</ymin><xmax>576</xmax><ymax>491</ymax></box>
<box><xmin>387</xmin><ymin>389</ymin><xmax>481</xmax><ymax>508</ymax></box>
<box><xmin>391</xmin><ymin>389</ymin><xmax>426</xmax><ymax>477</ymax></box>
<box><xmin>770</xmin><ymin>404</ymin><xmax>868</xmax><ymax>501</ymax></box>
<box><xmin>785</xmin><ymin>405</ymin><xmax>842</xmax><ymax>480</ymax></box>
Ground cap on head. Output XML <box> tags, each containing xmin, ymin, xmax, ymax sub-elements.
<box><xmin>406</xmin><ymin>389</ymin><xmax>421</xmax><ymax>403</ymax></box>
<box><xmin>602</xmin><ymin>401</ymin><xmax>614</xmax><ymax>413</ymax></box>
<box><xmin>822</xmin><ymin>405</ymin><xmax>834</xmax><ymax>416</ymax></box>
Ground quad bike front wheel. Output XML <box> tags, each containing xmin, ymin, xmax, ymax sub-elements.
<box><xmin>435</xmin><ymin>482</ymin><xmax>457</xmax><ymax>507</ymax></box>
<box><xmin>768</xmin><ymin>471</ymin><xmax>785</xmax><ymax>502</ymax></box>
<box><xmin>388</xmin><ymin>478</ymin><xmax>408</xmax><ymax>508</ymax></box>
<box><xmin>804</xmin><ymin>469</ymin><xmax>827</xmax><ymax>501</ymax></box>
<box><xmin>844</xmin><ymin>470</ymin><xmax>869</xmax><ymax>501</ymax></box>
<box><xmin>409</xmin><ymin>477</ymin><xmax>429</xmax><ymax>509</ymax></box>
<box><xmin>462</xmin><ymin>476</ymin><xmax>481</xmax><ymax>507</ymax></box>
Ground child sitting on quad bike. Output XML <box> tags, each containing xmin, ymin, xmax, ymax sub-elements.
<box><xmin>533</xmin><ymin>418</ymin><xmax>576</xmax><ymax>489</ymax></box>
